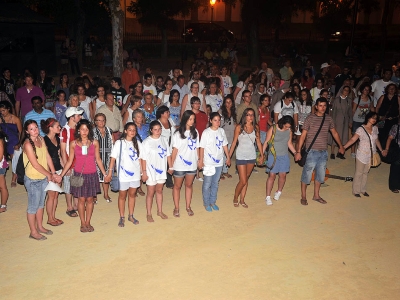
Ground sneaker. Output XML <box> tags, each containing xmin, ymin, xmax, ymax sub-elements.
<box><xmin>266</xmin><ymin>196</ymin><xmax>273</xmax><ymax>206</ymax></box>
<box><xmin>252</xmin><ymin>169</ymin><xmax>259</xmax><ymax>173</ymax></box>
<box><xmin>351</xmin><ymin>153</ymin><xmax>356</xmax><ymax>158</ymax></box>
<box><xmin>211</xmin><ymin>204</ymin><xmax>219</xmax><ymax>211</ymax></box>
<box><xmin>274</xmin><ymin>191</ymin><xmax>282</xmax><ymax>201</ymax></box>
<box><xmin>197</xmin><ymin>177</ymin><xmax>204</xmax><ymax>182</ymax></box>
<box><xmin>205</xmin><ymin>206</ymin><xmax>212</xmax><ymax>212</ymax></box>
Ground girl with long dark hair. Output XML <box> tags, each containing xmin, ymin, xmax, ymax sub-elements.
<box><xmin>171</xmin><ymin>110</ymin><xmax>200</xmax><ymax>217</ymax></box>
<box><xmin>219</xmin><ymin>95</ymin><xmax>236</xmax><ymax>179</ymax></box>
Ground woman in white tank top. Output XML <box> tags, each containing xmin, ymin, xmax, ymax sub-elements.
<box><xmin>180</xmin><ymin>82</ymin><xmax>207</xmax><ymax>116</ymax></box>
<box><xmin>228</xmin><ymin>107</ymin><xmax>263</xmax><ymax>208</ymax></box>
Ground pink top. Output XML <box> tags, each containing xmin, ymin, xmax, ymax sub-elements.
<box><xmin>356</xmin><ymin>125</ymin><xmax>378</xmax><ymax>165</ymax></box>
<box><xmin>74</xmin><ymin>142</ymin><xmax>97</xmax><ymax>174</ymax></box>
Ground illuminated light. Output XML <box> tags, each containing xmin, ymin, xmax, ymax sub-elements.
<box><xmin>210</xmin><ymin>0</ymin><xmax>216</xmax><ymax>5</ymax></box>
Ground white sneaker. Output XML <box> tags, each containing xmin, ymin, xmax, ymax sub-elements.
<box><xmin>197</xmin><ymin>177</ymin><xmax>204</xmax><ymax>182</ymax></box>
<box><xmin>266</xmin><ymin>196</ymin><xmax>273</xmax><ymax>206</ymax></box>
<box><xmin>274</xmin><ymin>191</ymin><xmax>282</xmax><ymax>201</ymax></box>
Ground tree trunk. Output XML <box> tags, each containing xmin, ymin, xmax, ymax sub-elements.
<box><xmin>74</xmin><ymin>0</ymin><xmax>85</xmax><ymax>73</ymax></box>
<box><xmin>247</xmin><ymin>21</ymin><xmax>260</xmax><ymax>67</ymax></box>
<box><xmin>161</xmin><ymin>28</ymin><xmax>168</xmax><ymax>59</ymax></box>
<box><xmin>380</xmin><ymin>0</ymin><xmax>390</xmax><ymax>60</ymax></box>
<box><xmin>109</xmin><ymin>0</ymin><xmax>124</xmax><ymax>77</ymax></box>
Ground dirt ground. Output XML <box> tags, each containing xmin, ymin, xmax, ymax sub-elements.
<box><xmin>1</xmin><ymin>154</ymin><xmax>400</xmax><ymax>300</ymax></box>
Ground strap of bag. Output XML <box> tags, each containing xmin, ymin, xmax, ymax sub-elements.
<box><xmin>167</xmin><ymin>119</ymin><xmax>172</xmax><ymax>146</ymax></box>
<box><xmin>306</xmin><ymin>114</ymin><xmax>326</xmax><ymax>153</ymax></box>
<box><xmin>76</xmin><ymin>141</ymin><xmax>89</xmax><ymax>177</ymax></box>
<box><xmin>266</xmin><ymin>125</ymin><xmax>277</xmax><ymax>170</ymax></box>
<box><xmin>360</xmin><ymin>125</ymin><xmax>373</xmax><ymax>165</ymax></box>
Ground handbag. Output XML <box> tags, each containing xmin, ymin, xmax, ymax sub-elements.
<box><xmin>16</xmin><ymin>153</ymin><xmax>29</xmax><ymax>185</ymax></box>
<box><xmin>380</xmin><ymin>124</ymin><xmax>400</xmax><ymax>164</ymax></box>
<box><xmin>360</xmin><ymin>125</ymin><xmax>380</xmax><ymax>168</ymax></box>
<box><xmin>298</xmin><ymin>114</ymin><xmax>326</xmax><ymax>167</ymax></box>
<box><xmin>110</xmin><ymin>140</ymin><xmax>122</xmax><ymax>192</ymax></box>
<box><xmin>264</xmin><ymin>125</ymin><xmax>277</xmax><ymax>170</ymax></box>
<box><xmin>70</xmin><ymin>144</ymin><xmax>89</xmax><ymax>188</ymax></box>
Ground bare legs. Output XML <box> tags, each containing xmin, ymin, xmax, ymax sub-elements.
<box><xmin>78</xmin><ymin>197</ymin><xmax>94</xmax><ymax>231</ymax></box>
<box><xmin>234</xmin><ymin>164</ymin><xmax>254</xmax><ymax>205</ymax></box>
<box><xmin>46</xmin><ymin>191</ymin><xmax>62</xmax><ymax>224</ymax></box>
<box><xmin>0</xmin><ymin>175</ymin><xmax>8</xmax><ymax>212</ymax></box>
<box><xmin>146</xmin><ymin>184</ymin><xmax>165</xmax><ymax>219</ymax></box>
<box><xmin>27</xmin><ymin>208</ymin><xmax>50</xmax><ymax>239</ymax></box>
<box><xmin>173</xmin><ymin>174</ymin><xmax>195</xmax><ymax>215</ymax></box>
<box><xmin>301</xmin><ymin>181</ymin><xmax>322</xmax><ymax>201</ymax></box>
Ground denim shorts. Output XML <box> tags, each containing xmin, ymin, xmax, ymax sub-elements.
<box><xmin>25</xmin><ymin>176</ymin><xmax>48</xmax><ymax>214</ymax></box>
<box><xmin>301</xmin><ymin>150</ymin><xmax>328</xmax><ymax>184</ymax></box>
<box><xmin>0</xmin><ymin>168</ymin><xmax>6</xmax><ymax>175</ymax></box>
<box><xmin>173</xmin><ymin>170</ymin><xmax>197</xmax><ymax>177</ymax></box>
<box><xmin>236</xmin><ymin>159</ymin><xmax>256</xmax><ymax>166</ymax></box>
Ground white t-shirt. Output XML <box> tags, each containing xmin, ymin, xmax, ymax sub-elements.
<box><xmin>221</xmin><ymin>75</ymin><xmax>233</xmax><ymax>96</ymax></box>
<box><xmin>111</xmin><ymin>139</ymin><xmax>142</xmax><ymax>182</ymax></box>
<box><xmin>235</xmin><ymin>81</ymin><xmax>246</xmax><ymax>105</ymax></box>
<box><xmin>273</xmin><ymin>100</ymin><xmax>299</xmax><ymax>120</ymax></box>
<box><xmin>205</xmin><ymin>94</ymin><xmax>223</xmax><ymax>112</ymax></box>
<box><xmin>157</xmin><ymin>91</ymin><xmax>170</xmax><ymax>105</ymax></box>
<box><xmin>140</xmin><ymin>136</ymin><xmax>170</xmax><ymax>181</ymax></box>
<box><xmin>143</xmin><ymin>84</ymin><xmax>157</xmax><ymax>96</ymax></box>
<box><xmin>371</xmin><ymin>79</ymin><xmax>393</xmax><ymax>107</ymax></box>
<box><xmin>187</xmin><ymin>80</ymin><xmax>205</xmax><ymax>93</ymax></box>
<box><xmin>79</xmin><ymin>96</ymin><xmax>92</xmax><ymax>121</ymax></box>
<box><xmin>199</xmin><ymin>127</ymin><xmax>228</xmax><ymax>167</ymax></box>
<box><xmin>171</xmin><ymin>129</ymin><xmax>199</xmax><ymax>171</ymax></box>
<box><xmin>310</xmin><ymin>87</ymin><xmax>322</xmax><ymax>102</ymax></box>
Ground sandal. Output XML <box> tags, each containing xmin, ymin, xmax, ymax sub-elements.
<box><xmin>312</xmin><ymin>197</ymin><xmax>327</xmax><ymax>204</ymax></box>
<box><xmin>137</xmin><ymin>188</ymin><xmax>145</xmax><ymax>196</ymax></box>
<box><xmin>66</xmin><ymin>209</ymin><xmax>78</xmax><ymax>217</ymax></box>
<box><xmin>29</xmin><ymin>234</ymin><xmax>47</xmax><ymax>240</ymax></box>
<box><xmin>147</xmin><ymin>215</ymin><xmax>154</xmax><ymax>222</ymax></box>
<box><xmin>220</xmin><ymin>174</ymin><xmax>225</xmax><ymax>180</ymax></box>
<box><xmin>47</xmin><ymin>220</ymin><xmax>61</xmax><ymax>227</ymax></box>
<box><xmin>186</xmin><ymin>207</ymin><xmax>194</xmax><ymax>216</ymax></box>
<box><xmin>104</xmin><ymin>197</ymin><xmax>112</xmax><ymax>203</ymax></box>
<box><xmin>224</xmin><ymin>173</ymin><xmax>232</xmax><ymax>178</ymax></box>
<box><xmin>239</xmin><ymin>202</ymin><xmax>248</xmax><ymax>208</ymax></box>
<box><xmin>38</xmin><ymin>229</ymin><xmax>53</xmax><ymax>235</ymax></box>
<box><xmin>233</xmin><ymin>199</ymin><xmax>239</xmax><ymax>207</ymax></box>
<box><xmin>391</xmin><ymin>189</ymin><xmax>399</xmax><ymax>193</ymax></box>
<box><xmin>55</xmin><ymin>219</ymin><xmax>64</xmax><ymax>225</ymax></box>
<box><xmin>300</xmin><ymin>199</ymin><xmax>308</xmax><ymax>206</ymax></box>
<box><xmin>118</xmin><ymin>217</ymin><xmax>125</xmax><ymax>227</ymax></box>
<box><xmin>157</xmin><ymin>211</ymin><xmax>168</xmax><ymax>219</ymax></box>
<box><xmin>87</xmin><ymin>225</ymin><xmax>94</xmax><ymax>232</ymax></box>
<box><xmin>11</xmin><ymin>181</ymin><xmax>17</xmax><ymax>188</ymax></box>
<box><xmin>80</xmin><ymin>226</ymin><xmax>88</xmax><ymax>233</ymax></box>
<box><xmin>128</xmin><ymin>215</ymin><xmax>139</xmax><ymax>225</ymax></box>
<box><xmin>173</xmin><ymin>209</ymin><xmax>180</xmax><ymax>218</ymax></box>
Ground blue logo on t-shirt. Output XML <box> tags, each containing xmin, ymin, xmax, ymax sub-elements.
<box><xmin>215</xmin><ymin>136</ymin><xmax>223</xmax><ymax>149</ymax></box>
<box><xmin>179</xmin><ymin>155</ymin><xmax>192</xmax><ymax>166</ymax></box>
<box><xmin>157</xmin><ymin>145</ymin><xmax>167</xmax><ymax>158</ymax></box>
<box><xmin>188</xmin><ymin>137</ymin><xmax>197</xmax><ymax>150</ymax></box>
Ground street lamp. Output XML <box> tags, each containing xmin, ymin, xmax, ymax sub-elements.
<box><xmin>210</xmin><ymin>0</ymin><xmax>216</xmax><ymax>23</ymax></box>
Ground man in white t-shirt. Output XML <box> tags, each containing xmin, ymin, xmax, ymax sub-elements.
<box><xmin>220</xmin><ymin>66</ymin><xmax>233</xmax><ymax>96</ymax></box>
<box><xmin>273</xmin><ymin>91</ymin><xmax>299</xmax><ymax>133</ymax></box>
<box><xmin>187</xmin><ymin>69</ymin><xmax>205</xmax><ymax>93</ymax></box>
<box><xmin>143</xmin><ymin>73</ymin><xmax>157</xmax><ymax>95</ymax></box>
<box><xmin>371</xmin><ymin>69</ymin><xmax>393</xmax><ymax>107</ymax></box>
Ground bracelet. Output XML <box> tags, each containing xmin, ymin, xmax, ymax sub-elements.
<box><xmin>168</xmin><ymin>167</ymin><xmax>174</xmax><ymax>170</ymax></box>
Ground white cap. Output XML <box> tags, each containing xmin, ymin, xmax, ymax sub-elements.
<box><xmin>320</xmin><ymin>63</ymin><xmax>330</xmax><ymax>69</ymax></box>
<box><xmin>65</xmin><ymin>107</ymin><xmax>85</xmax><ymax>118</ymax></box>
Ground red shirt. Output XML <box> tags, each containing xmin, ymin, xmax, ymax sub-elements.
<box><xmin>258</xmin><ymin>107</ymin><xmax>270</xmax><ymax>132</ymax></box>
<box><xmin>194</xmin><ymin>111</ymin><xmax>208</xmax><ymax>139</ymax></box>
<box><xmin>61</xmin><ymin>127</ymin><xmax>76</xmax><ymax>168</ymax></box>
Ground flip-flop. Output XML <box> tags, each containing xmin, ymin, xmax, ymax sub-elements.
<box><xmin>47</xmin><ymin>220</ymin><xmax>61</xmax><ymax>227</ymax></box>
<box><xmin>137</xmin><ymin>189</ymin><xmax>145</xmax><ymax>196</ymax></box>
<box><xmin>186</xmin><ymin>207</ymin><xmax>194</xmax><ymax>216</ymax></box>
<box><xmin>29</xmin><ymin>234</ymin><xmax>47</xmax><ymax>241</ymax></box>
<box><xmin>300</xmin><ymin>199</ymin><xmax>308</xmax><ymax>206</ymax></box>
<box><xmin>39</xmin><ymin>229</ymin><xmax>53</xmax><ymax>235</ymax></box>
<box><xmin>66</xmin><ymin>210</ymin><xmax>78</xmax><ymax>217</ymax></box>
<box><xmin>312</xmin><ymin>198</ymin><xmax>327</xmax><ymax>204</ymax></box>
<box><xmin>224</xmin><ymin>173</ymin><xmax>232</xmax><ymax>178</ymax></box>
<box><xmin>239</xmin><ymin>202</ymin><xmax>248</xmax><ymax>208</ymax></box>
<box><xmin>80</xmin><ymin>226</ymin><xmax>88</xmax><ymax>233</ymax></box>
<box><xmin>220</xmin><ymin>174</ymin><xmax>225</xmax><ymax>180</ymax></box>
<box><xmin>173</xmin><ymin>209</ymin><xmax>180</xmax><ymax>217</ymax></box>
<box><xmin>233</xmin><ymin>199</ymin><xmax>239</xmax><ymax>207</ymax></box>
<box><xmin>118</xmin><ymin>217</ymin><xmax>125</xmax><ymax>227</ymax></box>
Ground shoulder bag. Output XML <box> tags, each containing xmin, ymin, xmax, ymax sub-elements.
<box><xmin>70</xmin><ymin>143</ymin><xmax>89</xmax><ymax>188</ymax></box>
<box><xmin>360</xmin><ymin>126</ymin><xmax>381</xmax><ymax>168</ymax></box>
<box><xmin>110</xmin><ymin>140</ymin><xmax>122</xmax><ymax>192</ymax></box>
<box><xmin>298</xmin><ymin>114</ymin><xmax>326</xmax><ymax>167</ymax></box>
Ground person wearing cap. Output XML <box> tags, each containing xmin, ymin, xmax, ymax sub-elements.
<box><xmin>315</xmin><ymin>63</ymin><xmax>331</xmax><ymax>84</ymax></box>
<box><xmin>96</xmin><ymin>93</ymin><xmax>123</xmax><ymax>141</ymax></box>
<box><xmin>60</xmin><ymin>105</ymin><xmax>84</xmax><ymax>218</ymax></box>
<box><xmin>24</xmin><ymin>96</ymin><xmax>56</xmax><ymax>137</ymax></box>
<box><xmin>58</xmin><ymin>94</ymin><xmax>89</xmax><ymax>127</ymax></box>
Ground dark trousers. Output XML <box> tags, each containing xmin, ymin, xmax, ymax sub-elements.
<box><xmin>166</xmin><ymin>162</ymin><xmax>174</xmax><ymax>188</ymax></box>
<box><xmin>69</xmin><ymin>58</ymin><xmax>81</xmax><ymax>75</ymax></box>
<box><xmin>389</xmin><ymin>162</ymin><xmax>400</xmax><ymax>191</ymax></box>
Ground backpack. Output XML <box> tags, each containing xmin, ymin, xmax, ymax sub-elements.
<box><xmin>271</xmin><ymin>99</ymin><xmax>295</xmax><ymax>120</ymax></box>
<box><xmin>16</xmin><ymin>154</ymin><xmax>29</xmax><ymax>185</ymax></box>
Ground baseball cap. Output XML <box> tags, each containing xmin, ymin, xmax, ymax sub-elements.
<box><xmin>320</xmin><ymin>63</ymin><xmax>330</xmax><ymax>69</ymax></box>
<box><xmin>65</xmin><ymin>107</ymin><xmax>85</xmax><ymax>118</ymax></box>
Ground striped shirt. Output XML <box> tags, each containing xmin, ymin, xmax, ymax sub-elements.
<box><xmin>303</xmin><ymin>114</ymin><xmax>335</xmax><ymax>151</ymax></box>
<box><xmin>24</xmin><ymin>109</ymin><xmax>56</xmax><ymax>136</ymax></box>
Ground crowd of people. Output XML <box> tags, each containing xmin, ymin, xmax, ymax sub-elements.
<box><xmin>0</xmin><ymin>55</ymin><xmax>399</xmax><ymax>240</ymax></box>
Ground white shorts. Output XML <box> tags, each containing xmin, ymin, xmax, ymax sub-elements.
<box><xmin>119</xmin><ymin>180</ymin><xmax>141</xmax><ymax>191</ymax></box>
<box><xmin>146</xmin><ymin>179</ymin><xmax>166</xmax><ymax>186</ymax></box>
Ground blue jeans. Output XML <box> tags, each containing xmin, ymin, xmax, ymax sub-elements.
<box><xmin>260</xmin><ymin>131</ymin><xmax>267</xmax><ymax>145</ymax></box>
<box><xmin>24</xmin><ymin>176</ymin><xmax>48</xmax><ymax>214</ymax></box>
<box><xmin>222</xmin><ymin>143</ymin><xmax>231</xmax><ymax>174</ymax></box>
<box><xmin>301</xmin><ymin>150</ymin><xmax>328</xmax><ymax>184</ymax></box>
<box><xmin>202</xmin><ymin>166</ymin><xmax>223</xmax><ymax>206</ymax></box>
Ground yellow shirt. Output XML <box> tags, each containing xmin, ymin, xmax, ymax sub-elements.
<box><xmin>23</xmin><ymin>143</ymin><xmax>48</xmax><ymax>180</ymax></box>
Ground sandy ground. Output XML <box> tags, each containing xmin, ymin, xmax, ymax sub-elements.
<box><xmin>1</xmin><ymin>155</ymin><xmax>400</xmax><ymax>300</ymax></box>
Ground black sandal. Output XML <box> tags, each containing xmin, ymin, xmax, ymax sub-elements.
<box><xmin>118</xmin><ymin>217</ymin><xmax>125</xmax><ymax>227</ymax></box>
<box><xmin>66</xmin><ymin>209</ymin><xmax>78</xmax><ymax>217</ymax></box>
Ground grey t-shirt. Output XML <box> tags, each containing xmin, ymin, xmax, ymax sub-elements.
<box><xmin>353</xmin><ymin>97</ymin><xmax>371</xmax><ymax>123</ymax></box>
